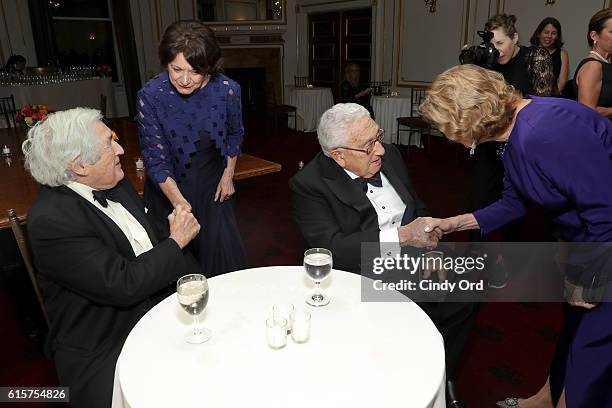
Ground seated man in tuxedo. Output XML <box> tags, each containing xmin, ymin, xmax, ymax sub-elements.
<box><xmin>289</xmin><ymin>103</ymin><xmax>476</xmax><ymax>408</ymax></box>
<box><xmin>23</xmin><ymin>107</ymin><xmax>201</xmax><ymax>408</ymax></box>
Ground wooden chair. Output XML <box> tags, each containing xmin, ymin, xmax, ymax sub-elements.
<box><xmin>265</xmin><ymin>82</ymin><xmax>296</xmax><ymax>131</ymax></box>
<box><xmin>294</xmin><ymin>76</ymin><xmax>309</xmax><ymax>87</ymax></box>
<box><xmin>8</xmin><ymin>209</ymin><xmax>49</xmax><ymax>326</ymax></box>
<box><xmin>396</xmin><ymin>87</ymin><xmax>431</xmax><ymax>155</ymax></box>
<box><xmin>0</xmin><ymin>95</ymin><xmax>18</xmax><ymax>128</ymax></box>
<box><xmin>369</xmin><ymin>80</ymin><xmax>391</xmax><ymax>96</ymax></box>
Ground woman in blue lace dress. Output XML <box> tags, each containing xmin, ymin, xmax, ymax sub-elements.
<box><xmin>136</xmin><ymin>20</ymin><xmax>248</xmax><ymax>277</ymax></box>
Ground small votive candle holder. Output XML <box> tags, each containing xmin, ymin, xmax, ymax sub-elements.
<box><xmin>290</xmin><ymin>310</ymin><xmax>311</xmax><ymax>343</ymax></box>
<box><xmin>135</xmin><ymin>157</ymin><xmax>144</xmax><ymax>171</ymax></box>
<box><xmin>272</xmin><ymin>303</ymin><xmax>294</xmax><ymax>333</ymax></box>
<box><xmin>2</xmin><ymin>145</ymin><xmax>11</xmax><ymax>156</ymax></box>
<box><xmin>266</xmin><ymin>316</ymin><xmax>288</xmax><ymax>349</ymax></box>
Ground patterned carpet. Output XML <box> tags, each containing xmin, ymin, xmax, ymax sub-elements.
<box><xmin>0</xmin><ymin>118</ymin><xmax>562</xmax><ymax>407</ymax></box>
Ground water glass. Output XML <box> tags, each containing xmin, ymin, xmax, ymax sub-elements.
<box><xmin>272</xmin><ymin>303</ymin><xmax>294</xmax><ymax>333</ymax></box>
<box><xmin>290</xmin><ymin>310</ymin><xmax>311</xmax><ymax>343</ymax></box>
<box><xmin>304</xmin><ymin>248</ymin><xmax>332</xmax><ymax>307</ymax></box>
<box><xmin>266</xmin><ymin>316</ymin><xmax>288</xmax><ymax>349</ymax></box>
<box><xmin>177</xmin><ymin>274</ymin><xmax>211</xmax><ymax>344</ymax></box>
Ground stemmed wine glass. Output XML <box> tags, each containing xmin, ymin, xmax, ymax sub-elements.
<box><xmin>177</xmin><ymin>274</ymin><xmax>211</xmax><ymax>343</ymax></box>
<box><xmin>304</xmin><ymin>248</ymin><xmax>332</xmax><ymax>307</ymax></box>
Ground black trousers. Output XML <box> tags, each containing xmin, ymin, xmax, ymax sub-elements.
<box><xmin>418</xmin><ymin>301</ymin><xmax>479</xmax><ymax>381</ymax></box>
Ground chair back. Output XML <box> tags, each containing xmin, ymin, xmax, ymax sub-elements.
<box><xmin>410</xmin><ymin>87</ymin><xmax>427</xmax><ymax>117</ymax></box>
<box><xmin>369</xmin><ymin>80</ymin><xmax>391</xmax><ymax>96</ymax></box>
<box><xmin>294</xmin><ymin>76</ymin><xmax>309</xmax><ymax>87</ymax></box>
<box><xmin>8</xmin><ymin>209</ymin><xmax>49</xmax><ymax>325</ymax></box>
<box><xmin>0</xmin><ymin>95</ymin><xmax>18</xmax><ymax>128</ymax></box>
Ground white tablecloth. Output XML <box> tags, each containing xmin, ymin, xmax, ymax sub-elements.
<box><xmin>0</xmin><ymin>77</ymin><xmax>115</xmax><ymax>125</ymax></box>
<box><xmin>372</xmin><ymin>95</ymin><xmax>421</xmax><ymax>147</ymax></box>
<box><xmin>287</xmin><ymin>87</ymin><xmax>334</xmax><ymax>132</ymax></box>
<box><xmin>112</xmin><ymin>266</ymin><xmax>446</xmax><ymax>408</ymax></box>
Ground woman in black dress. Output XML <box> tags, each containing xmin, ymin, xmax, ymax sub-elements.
<box><xmin>574</xmin><ymin>8</ymin><xmax>612</xmax><ymax>118</ymax></box>
<box><xmin>530</xmin><ymin>17</ymin><xmax>570</xmax><ymax>94</ymax></box>
<box><xmin>136</xmin><ymin>21</ymin><xmax>248</xmax><ymax>278</ymax></box>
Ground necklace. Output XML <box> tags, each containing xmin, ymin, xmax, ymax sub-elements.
<box><xmin>589</xmin><ymin>50</ymin><xmax>610</xmax><ymax>63</ymax></box>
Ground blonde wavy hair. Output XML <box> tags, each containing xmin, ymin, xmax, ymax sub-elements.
<box><xmin>419</xmin><ymin>64</ymin><xmax>522</xmax><ymax>145</ymax></box>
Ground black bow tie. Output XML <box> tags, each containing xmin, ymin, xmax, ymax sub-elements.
<box><xmin>355</xmin><ymin>171</ymin><xmax>382</xmax><ymax>192</ymax></box>
<box><xmin>92</xmin><ymin>189</ymin><xmax>117</xmax><ymax>208</ymax></box>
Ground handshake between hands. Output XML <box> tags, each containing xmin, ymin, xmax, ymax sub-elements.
<box><xmin>397</xmin><ymin>216</ymin><xmax>459</xmax><ymax>250</ymax></box>
<box><xmin>395</xmin><ymin>217</ymin><xmax>459</xmax><ymax>283</ymax></box>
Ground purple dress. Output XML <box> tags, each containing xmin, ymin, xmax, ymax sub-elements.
<box><xmin>136</xmin><ymin>72</ymin><xmax>248</xmax><ymax>277</ymax></box>
<box><xmin>474</xmin><ymin>96</ymin><xmax>612</xmax><ymax>407</ymax></box>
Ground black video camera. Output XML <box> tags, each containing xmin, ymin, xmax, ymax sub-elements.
<box><xmin>459</xmin><ymin>30</ymin><xmax>499</xmax><ymax>69</ymax></box>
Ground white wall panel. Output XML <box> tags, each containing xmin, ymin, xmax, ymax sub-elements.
<box><xmin>396</xmin><ymin>0</ymin><xmax>470</xmax><ymax>85</ymax></box>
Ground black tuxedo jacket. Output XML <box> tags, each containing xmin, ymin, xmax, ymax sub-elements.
<box><xmin>290</xmin><ymin>144</ymin><xmax>478</xmax><ymax>381</ymax></box>
<box><xmin>27</xmin><ymin>177</ymin><xmax>200</xmax><ymax>408</ymax></box>
<box><xmin>289</xmin><ymin>143</ymin><xmax>429</xmax><ymax>273</ymax></box>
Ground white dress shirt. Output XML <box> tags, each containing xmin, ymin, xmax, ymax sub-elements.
<box><xmin>66</xmin><ymin>181</ymin><xmax>154</xmax><ymax>256</ymax></box>
<box><xmin>344</xmin><ymin>169</ymin><xmax>406</xmax><ymax>257</ymax></box>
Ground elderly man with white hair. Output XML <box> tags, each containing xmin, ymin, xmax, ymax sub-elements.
<box><xmin>289</xmin><ymin>103</ymin><xmax>476</xmax><ymax>408</ymax></box>
<box><xmin>23</xmin><ymin>107</ymin><xmax>201</xmax><ymax>408</ymax></box>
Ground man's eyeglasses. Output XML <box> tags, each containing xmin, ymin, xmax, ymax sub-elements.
<box><xmin>337</xmin><ymin>128</ymin><xmax>385</xmax><ymax>155</ymax></box>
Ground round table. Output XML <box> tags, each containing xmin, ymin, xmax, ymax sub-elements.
<box><xmin>287</xmin><ymin>87</ymin><xmax>334</xmax><ymax>132</ymax></box>
<box><xmin>372</xmin><ymin>95</ymin><xmax>421</xmax><ymax>147</ymax></box>
<box><xmin>112</xmin><ymin>266</ymin><xmax>446</xmax><ymax>408</ymax></box>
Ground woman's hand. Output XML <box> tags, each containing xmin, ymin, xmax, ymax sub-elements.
<box><xmin>159</xmin><ymin>177</ymin><xmax>192</xmax><ymax>212</ymax></box>
<box><xmin>355</xmin><ymin>88</ymin><xmax>371</xmax><ymax>99</ymax></box>
<box><xmin>172</xmin><ymin>197</ymin><xmax>192</xmax><ymax>213</ymax></box>
<box><xmin>214</xmin><ymin>170</ymin><xmax>235</xmax><ymax>202</ymax></box>
<box><xmin>424</xmin><ymin>217</ymin><xmax>459</xmax><ymax>236</ymax></box>
<box><xmin>564</xmin><ymin>278</ymin><xmax>598</xmax><ymax>310</ymax></box>
<box><xmin>424</xmin><ymin>214</ymin><xmax>480</xmax><ymax>236</ymax></box>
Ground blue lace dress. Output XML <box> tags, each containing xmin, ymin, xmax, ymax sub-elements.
<box><xmin>136</xmin><ymin>71</ymin><xmax>248</xmax><ymax>277</ymax></box>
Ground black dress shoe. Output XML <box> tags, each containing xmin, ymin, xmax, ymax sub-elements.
<box><xmin>446</xmin><ymin>380</ymin><xmax>465</xmax><ymax>408</ymax></box>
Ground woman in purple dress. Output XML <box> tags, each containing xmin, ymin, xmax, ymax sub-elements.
<box><xmin>420</xmin><ymin>64</ymin><xmax>612</xmax><ymax>408</ymax></box>
<box><xmin>136</xmin><ymin>20</ymin><xmax>247</xmax><ymax>277</ymax></box>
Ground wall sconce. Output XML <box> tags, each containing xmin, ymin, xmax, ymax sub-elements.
<box><xmin>545</xmin><ymin>0</ymin><xmax>556</xmax><ymax>4</ymax></box>
<box><xmin>424</xmin><ymin>0</ymin><xmax>437</xmax><ymax>13</ymax></box>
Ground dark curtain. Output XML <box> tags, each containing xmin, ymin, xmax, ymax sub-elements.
<box><xmin>28</xmin><ymin>0</ymin><xmax>57</xmax><ymax>66</ymax></box>
<box><xmin>111</xmin><ymin>0</ymin><xmax>142</xmax><ymax>118</ymax></box>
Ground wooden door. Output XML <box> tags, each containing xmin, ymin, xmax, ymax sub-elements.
<box><xmin>342</xmin><ymin>8</ymin><xmax>372</xmax><ymax>85</ymax></box>
<box><xmin>309</xmin><ymin>12</ymin><xmax>340</xmax><ymax>99</ymax></box>
<box><xmin>308</xmin><ymin>8</ymin><xmax>372</xmax><ymax>101</ymax></box>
